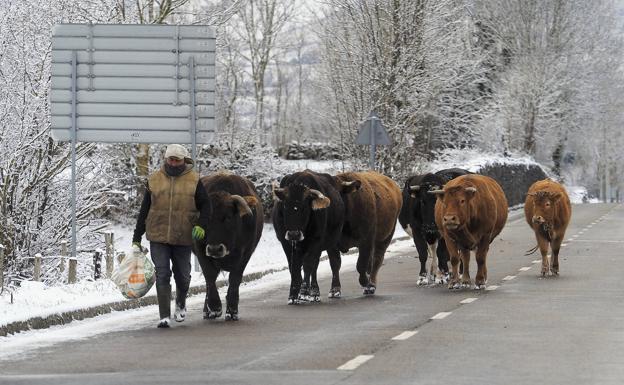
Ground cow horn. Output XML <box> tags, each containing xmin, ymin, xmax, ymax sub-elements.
<box><xmin>428</xmin><ymin>189</ymin><xmax>444</xmax><ymax>195</ymax></box>
<box><xmin>465</xmin><ymin>187</ymin><xmax>477</xmax><ymax>193</ymax></box>
<box><xmin>409</xmin><ymin>185</ymin><xmax>420</xmax><ymax>192</ymax></box>
<box><xmin>272</xmin><ymin>181</ymin><xmax>285</xmax><ymax>201</ymax></box>
<box><xmin>231</xmin><ymin>195</ymin><xmax>253</xmax><ymax>217</ymax></box>
<box><xmin>308</xmin><ymin>189</ymin><xmax>331</xmax><ymax>210</ymax></box>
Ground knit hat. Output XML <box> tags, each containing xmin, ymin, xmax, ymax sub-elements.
<box><xmin>164</xmin><ymin>144</ymin><xmax>190</xmax><ymax>160</ymax></box>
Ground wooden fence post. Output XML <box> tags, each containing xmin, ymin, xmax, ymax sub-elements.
<box><xmin>105</xmin><ymin>232</ymin><xmax>114</xmax><ymax>277</ymax></box>
<box><xmin>0</xmin><ymin>244</ymin><xmax>5</xmax><ymax>290</ymax></box>
<box><xmin>93</xmin><ymin>250</ymin><xmax>102</xmax><ymax>280</ymax></box>
<box><xmin>117</xmin><ymin>251</ymin><xmax>126</xmax><ymax>265</ymax></box>
<box><xmin>59</xmin><ymin>240</ymin><xmax>67</xmax><ymax>273</ymax></box>
<box><xmin>68</xmin><ymin>258</ymin><xmax>77</xmax><ymax>284</ymax></box>
<box><xmin>33</xmin><ymin>253</ymin><xmax>42</xmax><ymax>282</ymax></box>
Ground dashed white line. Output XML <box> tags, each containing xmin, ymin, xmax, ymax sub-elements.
<box><xmin>337</xmin><ymin>355</ymin><xmax>374</xmax><ymax>370</ymax></box>
<box><xmin>392</xmin><ymin>331</ymin><xmax>418</xmax><ymax>341</ymax></box>
<box><xmin>519</xmin><ymin>267</ymin><xmax>531</xmax><ymax>272</ymax></box>
<box><xmin>460</xmin><ymin>297</ymin><xmax>478</xmax><ymax>304</ymax></box>
<box><xmin>431</xmin><ymin>312</ymin><xmax>452</xmax><ymax>320</ymax></box>
<box><xmin>503</xmin><ymin>275</ymin><xmax>516</xmax><ymax>281</ymax></box>
<box><xmin>532</xmin><ymin>260</ymin><xmax>541</xmax><ymax>264</ymax></box>
<box><xmin>486</xmin><ymin>285</ymin><xmax>499</xmax><ymax>291</ymax></box>
<box><xmin>561</xmin><ymin>243</ymin><xmax>568</xmax><ymax>247</ymax></box>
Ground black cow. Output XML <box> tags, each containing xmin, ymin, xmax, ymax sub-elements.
<box><xmin>399</xmin><ymin>168</ymin><xmax>471</xmax><ymax>285</ymax></box>
<box><xmin>192</xmin><ymin>172</ymin><xmax>263</xmax><ymax>321</ymax></box>
<box><xmin>272</xmin><ymin>170</ymin><xmax>345</xmax><ymax>304</ymax></box>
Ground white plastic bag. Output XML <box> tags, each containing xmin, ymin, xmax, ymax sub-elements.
<box><xmin>111</xmin><ymin>246</ymin><xmax>155</xmax><ymax>299</ymax></box>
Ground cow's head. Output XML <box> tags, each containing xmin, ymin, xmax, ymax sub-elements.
<box><xmin>409</xmin><ymin>175</ymin><xmax>443</xmax><ymax>234</ymax></box>
<box><xmin>273</xmin><ymin>182</ymin><xmax>330</xmax><ymax>242</ymax></box>
<box><xmin>527</xmin><ymin>191</ymin><xmax>562</xmax><ymax>226</ymax></box>
<box><xmin>430</xmin><ymin>185</ymin><xmax>477</xmax><ymax>230</ymax></box>
<box><xmin>199</xmin><ymin>191</ymin><xmax>257</xmax><ymax>258</ymax></box>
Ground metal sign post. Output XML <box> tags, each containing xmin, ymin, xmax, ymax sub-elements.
<box><xmin>355</xmin><ymin>111</ymin><xmax>391</xmax><ymax>170</ymax></box>
<box><xmin>51</xmin><ymin>24</ymin><xmax>216</xmax><ymax>259</ymax></box>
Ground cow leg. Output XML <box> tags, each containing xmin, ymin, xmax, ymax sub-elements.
<box><xmin>308</xmin><ymin>251</ymin><xmax>322</xmax><ymax>302</ymax></box>
<box><xmin>474</xmin><ymin>239</ymin><xmax>490</xmax><ymax>289</ymax></box>
<box><xmin>446</xmin><ymin>237</ymin><xmax>462</xmax><ymax>290</ymax></box>
<box><xmin>357</xmin><ymin>238</ymin><xmax>375</xmax><ymax>294</ymax></box>
<box><xmin>327</xmin><ymin>248</ymin><xmax>342</xmax><ymax>298</ymax></box>
<box><xmin>367</xmin><ymin>233</ymin><xmax>394</xmax><ymax>295</ymax></box>
<box><xmin>427</xmin><ymin>240</ymin><xmax>440</xmax><ymax>284</ymax></box>
<box><xmin>225</xmin><ymin>270</ymin><xmax>243</xmax><ymax>321</ymax></box>
<box><xmin>286</xmin><ymin>246</ymin><xmax>303</xmax><ymax>305</ymax></box>
<box><xmin>413</xmin><ymin>233</ymin><xmax>429</xmax><ymax>285</ymax></box>
<box><xmin>460</xmin><ymin>249</ymin><xmax>472</xmax><ymax>288</ymax></box>
<box><xmin>550</xmin><ymin>236</ymin><xmax>563</xmax><ymax>276</ymax></box>
<box><xmin>535</xmin><ymin>233</ymin><xmax>550</xmax><ymax>276</ymax></box>
<box><xmin>436</xmin><ymin>238</ymin><xmax>450</xmax><ymax>283</ymax></box>
<box><xmin>196</xmin><ymin>257</ymin><xmax>222</xmax><ymax>319</ymax></box>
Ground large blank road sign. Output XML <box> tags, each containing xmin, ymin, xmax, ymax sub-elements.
<box><xmin>51</xmin><ymin>24</ymin><xmax>215</xmax><ymax>144</ymax></box>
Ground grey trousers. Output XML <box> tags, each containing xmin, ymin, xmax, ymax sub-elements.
<box><xmin>150</xmin><ymin>242</ymin><xmax>192</xmax><ymax>304</ymax></box>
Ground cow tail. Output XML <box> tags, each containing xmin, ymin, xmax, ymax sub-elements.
<box><xmin>524</xmin><ymin>244</ymin><xmax>539</xmax><ymax>256</ymax></box>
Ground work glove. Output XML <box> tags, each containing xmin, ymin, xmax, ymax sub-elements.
<box><xmin>192</xmin><ymin>225</ymin><xmax>205</xmax><ymax>240</ymax></box>
<box><xmin>132</xmin><ymin>241</ymin><xmax>147</xmax><ymax>253</ymax></box>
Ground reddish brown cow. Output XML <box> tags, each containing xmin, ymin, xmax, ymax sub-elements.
<box><xmin>333</xmin><ymin>171</ymin><xmax>402</xmax><ymax>295</ymax></box>
<box><xmin>432</xmin><ymin>174</ymin><xmax>508</xmax><ymax>289</ymax></box>
<box><xmin>524</xmin><ymin>179</ymin><xmax>571</xmax><ymax>276</ymax></box>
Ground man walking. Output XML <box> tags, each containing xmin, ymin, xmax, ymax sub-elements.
<box><xmin>133</xmin><ymin>144</ymin><xmax>208</xmax><ymax>328</ymax></box>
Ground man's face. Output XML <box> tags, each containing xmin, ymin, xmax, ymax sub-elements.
<box><xmin>166</xmin><ymin>156</ymin><xmax>184</xmax><ymax>167</ymax></box>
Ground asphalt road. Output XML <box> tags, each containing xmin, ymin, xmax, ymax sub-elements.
<box><xmin>0</xmin><ymin>203</ymin><xmax>622</xmax><ymax>385</ymax></box>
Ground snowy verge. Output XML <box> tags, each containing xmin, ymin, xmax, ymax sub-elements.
<box><xmin>0</xmin><ymin>223</ymin><xmax>409</xmax><ymax>336</ymax></box>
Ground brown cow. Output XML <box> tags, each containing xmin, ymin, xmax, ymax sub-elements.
<box><xmin>524</xmin><ymin>179</ymin><xmax>571</xmax><ymax>276</ymax></box>
<box><xmin>432</xmin><ymin>174</ymin><xmax>508</xmax><ymax>290</ymax></box>
<box><xmin>333</xmin><ymin>171</ymin><xmax>402</xmax><ymax>295</ymax></box>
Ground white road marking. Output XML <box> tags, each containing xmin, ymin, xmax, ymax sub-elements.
<box><xmin>573</xmin><ymin>240</ymin><xmax>624</xmax><ymax>243</ymax></box>
<box><xmin>503</xmin><ymin>275</ymin><xmax>516</xmax><ymax>281</ymax></box>
<box><xmin>561</xmin><ymin>243</ymin><xmax>568</xmax><ymax>247</ymax></box>
<box><xmin>486</xmin><ymin>285</ymin><xmax>499</xmax><ymax>291</ymax></box>
<box><xmin>337</xmin><ymin>355</ymin><xmax>374</xmax><ymax>370</ymax></box>
<box><xmin>519</xmin><ymin>267</ymin><xmax>531</xmax><ymax>272</ymax></box>
<box><xmin>431</xmin><ymin>312</ymin><xmax>452</xmax><ymax>320</ymax></box>
<box><xmin>566</xmin><ymin>239</ymin><xmax>574</xmax><ymax>242</ymax></box>
<box><xmin>532</xmin><ymin>260</ymin><xmax>541</xmax><ymax>264</ymax></box>
<box><xmin>572</xmin><ymin>234</ymin><xmax>579</xmax><ymax>238</ymax></box>
<box><xmin>460</xmin><ymin>297</ymin><xmax>478</xmax><ymax>304</ymax></box>
<box><xmin>392</xmin><ymin>331</ymin><xmax>418</xmax><ymax>341</ymax></box>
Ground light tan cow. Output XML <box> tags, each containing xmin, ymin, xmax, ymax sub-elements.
<box><xmin>524</xmin><ymin>179</ymin><xmax>571</xmax><ymax>276</ymax></box>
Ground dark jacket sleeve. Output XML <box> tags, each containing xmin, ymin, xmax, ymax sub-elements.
<box><xmin>132</xmin><ymin>188</ymin><xmax>151</xmax><ymax>243</ymax></box>
<box><xmin>195</xmin><ymin>180</ymin><xmax>210</xmax><ymax>226</ymax></box>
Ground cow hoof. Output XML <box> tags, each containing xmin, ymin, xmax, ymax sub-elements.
<box><xmin>474</xmin><ymin>284</ymin><xmax>486</xmax><ymax>290</ymax></box>
<box><xmin>203</xmin><ymin>309</ymin><xmax>222</xmax><ymax>319</ymax></box>
<box><xmin>310</xmin><ymin>295</ymin><xmax>321</xmax><ymax>302</ymax></box>
<box><xmin>448</xmin><ymin>282</ymin><xmax>461</xmax><ymax>290</ymax></box>
<box><xmin>328</xmin><ymin>288</ymin><xmax>341</xmax><ymax>298</ymax></box>
<box><xmin>297</xmin><ymin>293</ymin><xmax>310</xmax><ymax>302</ymax></box>
<box><xmin>363</xmin><ymin>285</ymin><xmax>376</xmax><ymax>295</ymax></box>
<box><xmin>416</xmin><ymin>276</ymin><xmax>428</xmax><ymax>286</ymax></box>
<box><xmin>225</xmin><ymin>311</ymin><xmax>239</xmax><ymax>321</ymax></box>
<box><xmin>287</xmin><ymin>297</ymin><xmax>300</xmax><ymax>305</ymax></box>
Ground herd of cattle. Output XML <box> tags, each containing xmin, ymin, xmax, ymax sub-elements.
<box><xmin>191</xmin><ymin>168</ymin><xmax>572</xmax><ymax>320</ymax></box>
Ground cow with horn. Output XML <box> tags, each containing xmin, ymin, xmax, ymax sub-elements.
<box><xmin>524</xmin><ymin>179</ymin><xmax>571</xmax><ymax>276</ymax></box>
<box><xmin>431</xmin><ymin>174</ymin><xmax>508</xmax><ymax>290</ymax></box>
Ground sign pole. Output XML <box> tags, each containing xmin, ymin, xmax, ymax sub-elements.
<box><xmin>189</xmin><ymin>56</ymin><xmax>197</xmax><ymax>164</ymax></box>
<box><xmin>70</xmin><ymin>51</ymin><xmax>78</xmax><ymax>259</ymax></box>
<box><xmin>369</xmin><ymin>117</ymin><xmax>375</xmax><ymax>170</ymax></box>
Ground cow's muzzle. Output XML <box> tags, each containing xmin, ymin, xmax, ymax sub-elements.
<box><xmin>532</xmin><ymin>215</ymin><xmax>545</xmax><ymax>225</ymax></box>
<box><xmin>285</xmin><ymin>230</ymin><xmax>304</xmax><ymax>242</ymax></box>
<box><xmin>206</xmin><ymin>243</ymin><xmax>228</xmax><ymax>258</ymax></box>
<box><xmin>443</xmin><ymin>215</ymin><xmax>460</xmax><ymax>230</ymax></box>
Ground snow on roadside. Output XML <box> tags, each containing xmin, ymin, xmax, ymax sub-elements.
<box><xmin>0</xmin><ymin>222</ymin><xmax>409</xmax><ymax>329</ymax></box>
<box><xmin>0</xmin><ymin>237</ymin><xmax>415</xmax><ymax>360</ymax></box>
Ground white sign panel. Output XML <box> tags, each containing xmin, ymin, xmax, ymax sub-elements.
<box><xmin>50</xmin><ymin>24</ymin><xmax>216</xmax><ymax>144</ymax></box>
